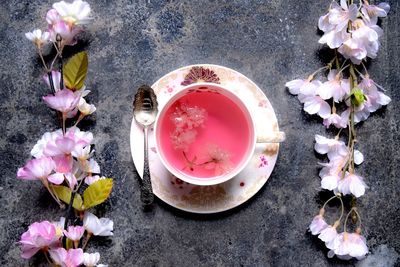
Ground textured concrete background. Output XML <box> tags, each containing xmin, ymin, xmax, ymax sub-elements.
<box><xmin>0</xmin><ymin>0</ymin><xmax>399</xmax><ymax>266</ymax></box>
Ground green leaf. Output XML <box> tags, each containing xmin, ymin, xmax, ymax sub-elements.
<box><xmin>83</xmin><ymin>178</ymin><xmax>113</xmax><ymax>209</ymax></box>
<box><xmin>350</xmin><ymin>88</ymin><xmax>366</xmax><ymax>107</ymax></box>
<box><xmin>63</xmin><ymin>51</ymin><xmax>88</xmax><ymax>90</ymax></box>
<box><xmin>51</xmin><ymin>185</ymin><xmax>84</xmax><ymax>211</ymax></box>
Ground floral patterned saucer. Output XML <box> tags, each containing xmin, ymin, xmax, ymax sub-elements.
<box><xmin>130</xmin><ymin>64</ymin><xmax>281</xmax><ymax>213</ymax></box>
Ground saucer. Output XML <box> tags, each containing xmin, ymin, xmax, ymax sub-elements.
<box><xmin>130</xmin><ymin>64</ymin><xmax>281</xmax><ymax>213</ymax></box>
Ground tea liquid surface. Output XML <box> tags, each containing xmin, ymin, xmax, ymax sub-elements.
<box><xmin>158</xmin><ymin>90</ymin><xmax>252</xmax><ymax>179</ymax></box>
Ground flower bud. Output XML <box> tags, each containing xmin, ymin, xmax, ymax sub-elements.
<box><xmin>350</xmin><ymin>88</ymin><xmax>366</xmax><ymax>107</ymax></box>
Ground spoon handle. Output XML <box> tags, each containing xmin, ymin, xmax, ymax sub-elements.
<box><xmin>141</xmin><ymin>126</ymin><xmax>154</xmax><ymax>205</ymax></box>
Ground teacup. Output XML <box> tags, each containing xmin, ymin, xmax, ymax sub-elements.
<box><xmin>154</xmin><ymin>82</ymin><xmax>285</xmax><ymax>186</ymax></box>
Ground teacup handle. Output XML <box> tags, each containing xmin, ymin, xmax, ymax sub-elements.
<box><xmin>256</xmin><ymin>131</ymin><xmax>285</xmax><ymax>143</ymax></box>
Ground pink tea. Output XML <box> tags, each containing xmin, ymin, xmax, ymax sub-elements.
<box><xmin>157</xmin><ymin>89</ymin><xmax>253</xmax><ymax>179</ymax></box>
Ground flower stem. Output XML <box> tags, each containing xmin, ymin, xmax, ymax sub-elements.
<box><xmin>62</xmin><ymin>113</ymin><xmax>67</xmax><ymax>135</ymax></box>
<box><xmin>322</xmin><ymin>194</ymin><xmax>341</xmax><ymax>210</ymax></box>
<box><xmin>344</xmin><ymin>207</ymin><xmax>362</xmax><ymax>232</ymax></box>
<box><xmin>47</xmin><ymin>71</ymin><xmax>56</xmax><ymax>93</ymax></box>
<box><xmin>43</xmin><ymin>250</ymin><xmax>55</xmax><ymax>267</ymax></box>
<box><xmin>82</xmin><ymin>232</ymin><xmax>92</xmax><ymax>250</ymax></box>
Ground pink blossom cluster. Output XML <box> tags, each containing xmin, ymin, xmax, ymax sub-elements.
<box><xmin>286</xmin><ymin>71</ymin><xmax>390</xmax><ymax>129</ymax></box>
<box><xmin>169</xmin><ymin>102</ymin><xmax>207</xmax><ymax>151</ymax></box>
<box><xmin>315</xmin><ymin>135</ymin><xmax>366</xmax><ymax>197</ymax></box>
<box><xmin>309</xmin><ymin>210</ymin><xmax>368</xmax><ymax>260</ymax></box>
<box><xmin>17</xmin><ymin>126</ymin><xmax>100</xmax><ymax>193</ymax></box>
<box><xmin>20</xmin><ymin>212</ymin><xmax>111</xmax><ymax>266</ymax></box>
<box><xmin>286</xmin><ymin>0</ymin><xmax>391</xmax><ymax>261</ymax></box>
<box><xmin>25</xmin><ymin>0</ymin><xmax>91</xmax><ymax>47</ymax></box>
<box><xmin>319</xmin><ymin>0</ymin><xmax>389</xmax><ymax>64</ymax></box>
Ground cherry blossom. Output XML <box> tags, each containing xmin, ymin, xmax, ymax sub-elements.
<box><xmin>309</xmin><ymin>214</ymin><xmax>328</xmax><ymax>235</ymax></box>
<box><xmin>285</xmin><ymin>78</ymin><xmax>321</xmax><ymax>100</ymax></box>
<box><xmin>337</xmin><ymin>172</ymin><xmax>367</xmax><ymax>197</ymax></box>
<box><xmin>302</xmin><ymin>95</ymin><xmax>331</xmax><ymax>119</ymax></box>
<box><xmin>314</xmin><ymin>135</ymin><xmax>348</xmax><ymax>158</ymax></box>
<box><xmin>43</xmin><ymin>89</ymin><xmax>81</xmax><ymax>114</ymax></box>
<box><xmin>49</xmin><ymin>248</ymin><xmax>84</xmax><ymax>267</ymax></box>
<box><xmin>17</xmin><ymin>157</ymin><xmax>55</xmax><ymax>181</ymax></box>
<box><xmin>19</xmin><ymin>221</ymin><xmax>59</xmax><ymax>259</ymax></box>
<box><xmin>52</xmin><ymin>217</ymin><xmax>66</xmax><ymax>237</ymax></box>
<box><xmin>317</xmin><ymin>69</ymin><xmax>350</xmax><ymax>102</ymax></box>
<box><xmin>53</xmin><ymin>0</ymin><xmax>92</xmax><ymax>26</ymax></box>
<box><xmin>46</xmin><ymin>9</ymin><xmax>61</xmax><ymax>25</ymax></box>
<box><xmin>361</xmin><ymin>2</ymin><xmax>390</xmax><ymax>24</ymax></box>
<box><xmin>323</xmin><ymin>113</ymin><xmax>348</xmax><ymax>129</ymax></box>
<box><xmin>318</xmin><ymin>0</ymin><xmax>357</xmax><ymax>48</ymax></box>
<box><xmin>319</xmin><ymin>223</ymin><xmax>339</xmax><ymax>250</ymax></box>
<box><xmin>63</xmin><ymin>225</ymin><xmax>85</xmax><ymax>241</ymax></box>
<box><xmin>83</xmin><ymin>252</ymin><xmax>100</xmax><ymax>267</ymax></box>
<box><xmin>204</xmin><ymin>144</ymin><xmax>233</xmax><ymax>176</ymax></box>
<box><xmin>78</xmin><ymin>98</ymin><xmax>96</xmax><ymax>115</ymax></box>
<box><xmin>170</xmin><ymin>128</ymin><xmax>197</xmax><ymax>151</ymax></box>
<box><xmin>329</xmin><ymin>232</ymin><xmax>368</xmax><ymax>260</ymax></box>
<box><xmin>25</xmin><ymin>29</ymin><xmax>50</xmax><ymax>48</ymax></box>
<box><xmin>83</xmin><ymin>212</ymin><xmax>113</xmax><ymax>236</ymax></box>
<box><xmin>65</xmin><ymin>127</ymin><xmax>94</xmax><ymax>147</ymax></box>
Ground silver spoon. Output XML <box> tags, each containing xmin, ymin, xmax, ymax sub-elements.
<box><xmin>133</xmin><ymin>85</ymin><xmax>158</xmax><ymax>205</ymax></box>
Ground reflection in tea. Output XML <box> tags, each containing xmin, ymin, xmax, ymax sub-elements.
<box><xmin>158</xmin><ymin>90</ymin><xmax>252</xmax><ymax>179</ymax></box>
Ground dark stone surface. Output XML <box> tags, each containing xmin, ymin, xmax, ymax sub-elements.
<box><xmin>0</xmin><ymin>0</ymin><xmax>399</xmax><ymax>266</ymax></box>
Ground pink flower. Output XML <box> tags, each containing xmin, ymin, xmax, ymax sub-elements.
<box><xmin>338</xmin><ymin>172</ymin><xmax>367</xmax><ymax>197</ymax></box>
<box><xmin>329</xmin><ymin>232</ymin><xmax>368</xmax><ymax>260</ymax></box>
<box><xmin>63</xmin><ymin>226</ymin><xmax>85</xmax><ymax>241</ymax></box>
<box><xmin>338</xmin><ymin>38</ymin><xmax>367</xmax><ymax>64</ymax></box>
<box><xmin>358</xmin><ymin>76</ymin><xmax>391</xmax><ymax>113</ymax></box>
<box><xmin>78</xmin><ymin>98</ymin><xmax>96</xmax><ymax>115</ymax></box>
<box><xmin>17</xmin><ymin>157</ymin><xmax>55</xmax><ymax>181</ymax></box>
<box><xmin>204</xmin><ymin>144</ymin><xmax>233</xmax><ymax>176</ymax></box>
<box><xmin>83</xmin><ymin>252</ymin><xmax>100</xmax><ymax>267</ymax></box>
<box><xmin>328</xmin><ymin>0</ymin><xmax>358</xmax><ymax>32</ymax></box>
<box><xmin>53</xmin><ymin>0</ymin><xmax>92</xmax><ymax>25</ymax></box>
<box><xmin>31</xmin><ymin>130</ymin><xmax>63</xmax><ymax>158</ymax></box>
<box><xmin>49</xmin><ymin>248</ymin><xmax>84</xmax><ymax>267</ymax></box>
<box><xmin>44</xmin><ymin>136</ymin><xmax>76</xmax><ymax>157</ymax></box>
<box><xmin>83</xmin><ymin>212</ymin><xmax>113</xmax><ymax>236</ymax></box>
<box><xmin>309</xmin><ymin>214</ymin><xmax>328</xmax><ymax>235</ymax></box>
<box><xmin>317</xmin><ymin>69</ymin><xmax>350</xmax><ymax>102</ymax></box>
<box><xmin>361</xmin><ymin>2</ymin><xmax>390</xmax><ymax>25</ymax></box>
<box><xmin>314</xmin><ymin>135</ymin><xmax>348</xmax><ymax>158</ymax></box>
<box><xmin>65</xmin><ymin>127</ymin><xmax>94</xmax><ymax>147</ymax></box>
<box><xmin>43</xmin><ymin>89</ymin><xmax>81</xmax><ymax>114</ymax></box>
<box><xmin>323</xmin><ymin>113</ymin><xmax>348</xmax><ymax>129</ymax></box>
<box><xmin>285</xmin><ymin>78</ymin><xmax>321</xmax><ymax>100</ymax></box>
<box><xmin>46</xmin><ymin>9</ymin><xmax>61</xmax><ymax>25</ymax></box>
<box><xmin>318</xmin><ymin>0</ymin><xmax>357</xmax><ymax>49</ymax></box>
<box><xmin>302</xmin><ymin>96</ymin><xmax>331</xmax><ymax>119</ymax></box>
<box><xmin>53</xmin><ymin>154</ymin><xmax>74</xmax><ymax>173</ymax></box>
<box><xmin>319</xmin><ymin>224</ymin><xmax>339</xmax><ymax>250</ymax></box>
<box><xmin>19</xmin><ymin>221</ymin><xmax>59</xmax><ymax>259</ymax></box>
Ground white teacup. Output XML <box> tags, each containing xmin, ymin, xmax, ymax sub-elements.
<box><xmin>154</xmin><ymin>82</ymin><xmax>284</xmax><ymax>186</ymax></box>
